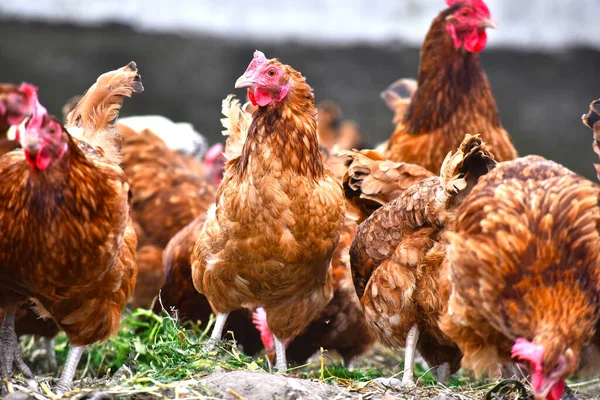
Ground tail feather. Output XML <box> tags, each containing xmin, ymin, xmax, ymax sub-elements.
<box><xmin>438</xmin><ymin>134</ymin><xmax>496</xmax><ymax>207</ymax></box>
<box><xmin>581</xmin><ymin>99</ymin><xmax>600</xmax><ymax>182</ymax></box>
<box><xmin>65</xmin><ymin>62</ymin><xmax>143</xmax><ymax>163</ymax></box>
<box><xmin>220</xmin><ymin>94</ymin><xmax>252</xmax><ymax>160</ymax></box>
<box><xmin>380</xmin><ymin>78</ymin><xmax>418</xmax><ymax>124</ymax></box>
<box><xmin>341</xmin><ymin>148</ymin><xmax>433</xmax><ymax>222</ymax></box>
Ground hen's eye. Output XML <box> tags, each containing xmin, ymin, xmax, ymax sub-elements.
<box><xmin>267</xmin><ymin>68</ymin><xmax>277</xmax><ymax>77</ymax></box>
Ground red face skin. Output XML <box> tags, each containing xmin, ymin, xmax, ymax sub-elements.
<box><xmin>21</xmin><ymin>116</ymin><xmax>68</xmax><ymax>171</ymax></box>
<box><xmin>511</xmin><ymin>338</ymin><xmax>572</xmax><ymax>400</ymax></box>
<box><xmin>234</xmin><ymin>50</ymin><xmax>291</xmax><ymax>107</ymax></box>
<box><xmin>445</xmin><ymin>0</ymin><xmax>497</xmax><ymax>53</ymax></box>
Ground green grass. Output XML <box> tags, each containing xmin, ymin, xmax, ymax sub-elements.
<box><xmin>15</xmin><ymin>309</ymin><xmax>599</xmax><ymax>399</ymax></box>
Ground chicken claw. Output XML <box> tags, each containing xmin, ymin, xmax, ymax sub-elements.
<box><xmin>0</xmin><ymin>309</ymin><xmax>33</xmax><ymax>381</ymax></box>
<box><xmin>54</xmin><ymin>345</ymin><xmax>84</xmax><ymax>395</ymax></box>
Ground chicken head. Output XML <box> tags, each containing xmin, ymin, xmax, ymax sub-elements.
<box><xmin>234</xmin><ymin>50</ymin><xmax>291</xmax><ymax>107</ymax></box>
<box><xmin>3</xmin><ymin>83</ymin><xmax>43</xmax><ymax>141</ymax></box>
<box><xmin>512</xmin><ymin>338</ymin><xmax>578</xmax><ymax>400</ymax></box>
<box><xmin>20</xmin><ymin>116</ymin><xmax>68</xmax><ymax>171</ymax></box>
<box><xmin>445</xmin><ymin>0</ymin><xmax>497</xmax><ymax>53</ymax></box>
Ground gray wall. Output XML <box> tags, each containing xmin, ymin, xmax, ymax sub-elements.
<box><xmin>2</xmin><ymin>20</ymin><xmax>599</xmax><ymax>179</ymax></box>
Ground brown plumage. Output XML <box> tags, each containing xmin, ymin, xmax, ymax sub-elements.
<box><xmin>157</xmin><ymin>215</ymin><xmax>263</xmax><ymax>356</ymax></box>
<box><xmin>0</xmin><ymin>63</ymin><xmax>140</xmax><ymax>391</ymax></box>
<box><xmin>120</xmin><ymin>125</ymin><xmax>217</xmax><ymax>250</ymax></box>
<box><xmin>383</xmin><ymin>1</ymin><xmax>516</xmax><ymax>173</ymax></box>
<box><xmin>112</xmin><ymin>118</ymin><xmax>218</xmax><ymax>310</ymax></box>
<box><xmin>341</xmin><ymin>149</ymin><xmax>434</xmax><ymax>223</ymax></box>
<box><xmin>440</xmin><ymin>155</ymin><xmax>600</xmax><ymax>400</ymax></box>
<box><xmin>130</xmin><ymin>245</ymin><xmax>165</xmax><ymax>310</ymax></box>
<box><xmin>284</xmin><ymin>217</ymin><xmax>374</xmax><ymax>366</ymax></box>
<box><xmin>192</xmin><ymin>51</ymin><xmax>345</xmax><ymax>371</ymax></box>
<box><xmin>350</xmin><ymin>134</ymin><xmax>496</xmax><ymax>385</ymax></box>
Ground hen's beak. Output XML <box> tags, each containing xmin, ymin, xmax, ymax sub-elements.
<box><xmin>235</xmin><ymin>75</ymin><xmax>255</xmax><ymax>89</ymax></box>
<box><xmin>480</xmin><ymin>18</ymin><xmax>498</xmax><ymax>29</ymax></box>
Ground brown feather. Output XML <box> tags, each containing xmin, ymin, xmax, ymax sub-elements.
<box><xmin>341</xmin><ymin>149</ymin><xmax>434</xmax><ymax>223</ymax></box>
<box><xmin>384</xmin><ymin>4</ymin><xmax>516</xmax><ymax>173</ymax></box>
<box><xmin>350</xmin><ymin>134</ymin><xmax>495</xmax><ymax>375</ymax></box>
<box><xmin>441</xmin><ymin>156</ymin><xmax>600</xmax><ymax>380</ymax></box>
<box><xmin>66</xmin><ymin>62</ymin><xmax>144</xmax><ymax>164</ymax></box>
<box><xmin>192</xmin><ymin>58</ymin><xmax>345</xmax><ymax>340</ymax></box>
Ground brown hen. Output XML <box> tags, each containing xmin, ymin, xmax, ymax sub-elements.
<box><xmin>440</xmin><ymin>154</ymin><xmax>600</xmax><ymax>400</ymax></box>
<box><xmin>0</xmin><ymin>63</ymin><xmax>140</xmax><ymax>393</ymax></box>
<box><xmin>191</xmin><ymin>51</ymin><xmax>345</xmax><ymax>372</ymax></box>
<box><xmin>350</xmin><ymin>135</ymin><xmax>496</xmax><ymax>386</ymax></box>
<box><xmin>383</xmin><ymin>0</ymin><xmax>516</xmax><ymax>173</ymax></box>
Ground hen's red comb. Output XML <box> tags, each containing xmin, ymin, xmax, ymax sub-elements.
<box><xmin>511</xmin><ymin>338</ymin><xmax>543</xmax><ymax>372</ymax></box>
<box><xmin>445</xmin><ymin>0</ymin><xmax>490</xmax><ymax>15</ymax></box>
<box><xmin>242</xmin><ymin>50</ymin><xmax>268</xmax><ymax>77</ymax></box>
<box><xmin>18</xmin><ymin>83</ymin><xmax>39</xmax><ymax>102</ymax></box>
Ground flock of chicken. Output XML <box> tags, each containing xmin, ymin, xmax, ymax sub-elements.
<box><xmin>0</xmin><ymin>0</ymin><xmax>599</xmax><ymax>399</ymax></box>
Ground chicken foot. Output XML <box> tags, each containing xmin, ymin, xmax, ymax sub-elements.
<box><xmin>55</xmin><ymin>345</ymin><xmax>85</xmax><ymax>395</ymax></box>
<box><xmin>273</xmin><ymin>335</ymin><xmax>288</xmax><ymax>372</ymax></box>
<box><xmin>374</xmin><ymin>324</ymin><xmax>419</xmax><ymax>389</ymax></box>
<box><xmin>0</xmin><ymin>308</ymin><xmax>33</xmax><ymax>381</ymax></box>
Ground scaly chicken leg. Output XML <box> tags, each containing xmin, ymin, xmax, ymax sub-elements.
<box><xmin>0</xmin><ymin>307</ymin><xmax>33</xmax><ymax>381</ymax></box>
<box><xmin>209</xmin><ymin>312</ymin><xmax>230</xmax><ymax>345</ymax></box>
<box><xmin>55</xmin><ymin>345</ymin><xmax>85</xmax><ymax>394</ymax></box>
<box><xmin>273</xmin><ymin>335</ymin><xmax>288</xmax><ymax>372</ymax></box>
<box><xmin>42</xmin><ymin>337</ymin><xmax>58</xmax><ymax>372</ymax></box>
<box><xmin>374</xmin><ymin>324</ymin><xmax>419</xmax><ymax>388</ymax></box>
<box><xmin>401</xmin><ymin>324</ymin><xmax>419</xmax><ymax>386</ymax></box>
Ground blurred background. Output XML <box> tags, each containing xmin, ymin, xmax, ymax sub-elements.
<box><xmin>1</xmin><ymin>0</ymin><xmax>599</xmax><ymax>177</ymax></box>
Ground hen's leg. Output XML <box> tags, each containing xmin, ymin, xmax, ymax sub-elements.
<box><xmin>207</xmin><ymin>312</ymin><xmax>229</xmax><ymax>349</ymax></box>
<box><xmin>373</xmin><ymin>324</ymin><xmax>421</xmax><ymax>389</ymax></box>
<box><xmin>435</xmin><ymin>362</ymin><xmax>450</xmax><ymax>384</ymax></box>
<box><xmin>0</xmin><ymin>308</ymin><xmax>33</xmax><ymax>380</ymax></box>
<box><xmin>273</xmin><ymin>335</ymin><xmax>288</xmax><ymax>372</ymax></box>
<box><xmin>55</xmin><ymin>345</ymin><xmax>85</xmax><ymax>394</ymax></box>
<box><xmin>401</xmin><ymin>324</ymin><xmax>419</xmax><ymax>386</ymax></box>
<box><xmin>344</xmin><ymin>357</ymin><xmax>356</xmax><ymax>371</ymax></box>
<box><xmin>43</xmin><ymin>337</ymin><xmax>58</xmax><ymax>372</ymax></box>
